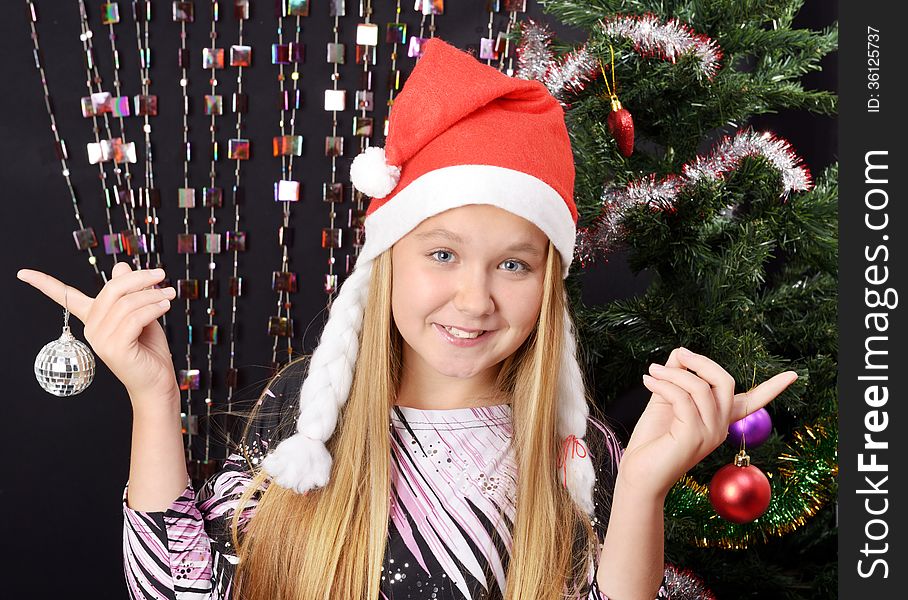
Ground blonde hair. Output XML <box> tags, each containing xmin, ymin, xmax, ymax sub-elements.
<box><xmin>228</xmin><ymin>239</ymin><xmax>600</xmax><ymax>599</ymax></box>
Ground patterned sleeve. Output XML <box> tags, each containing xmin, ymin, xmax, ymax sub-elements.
<box><xmin>122</xmin><ymin>475</ymin><xmax>213</xmax><ymax>600</ymax></box>
<box><xmin>585</xmin><ymin>416</ymin><xmax>671</xmax><ymax>600</ymax></box>
<box><xmin>121</xmin><ymin>358</ymin><xmax>308</xmax><ymax>600</ymax></box>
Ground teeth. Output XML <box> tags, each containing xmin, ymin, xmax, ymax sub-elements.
<box><xmin>444</xmin><ymin>325</ymin><xmax>483</xmax><ymax>339</ymax></box>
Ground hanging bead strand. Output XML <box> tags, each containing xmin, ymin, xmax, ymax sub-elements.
<box><xmin>172</xmin><ymin>0</ymin><xmax>200</xmax><ymax>464</ymax></box>
<box><xmin>382</xmin><ymin>0</ymin><xmax>404</xmax><ymax>139</ymax></box>
<box><xmin>77</xmin><ymin>0</ymin><xmax>139</xmax><ymax>270</ymax></box>
<box><xmin>320</xmin><ymin>0</ymin><xmax>351</xmax><ymax>302</ymax></box>
<box><xmin>24</xmin><ymin>1</ymin><xmax>107</xmax><ymax>289</ymax></box>
<box><xmin>267</xmin><ymin>0</ymin><xmax>307</xmax><ymax>374</ymax></box>
<box><xmin>79</xmin><ymin>0</ymin><xmax>141</xmax><ymax>269</ymax></box>
<box><xmin>131</xmin><ymin>1</ymin><xmax>163</xmax><ymax>275</ymax></box>
<box><xmin>194</xmin><ymin>0</ymin><xmax>226</xmax><ymax>481</ymax></box>
<box><xmin>347</xmin><ymin>0</ymin><xmax>379</xmax><ymax>271</ymax></box>
<box><xmin>223</xmin><ymin>0</ymin><xmax>251</xmax><ymax>450</ymax></box>
<box><xmin>97</xmin><ymin>1</ymin><xmax>147</xmax><ymax>262</ymax></box>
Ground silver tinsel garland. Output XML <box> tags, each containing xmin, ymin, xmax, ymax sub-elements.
<box><xmin>576</xmin><ymin>129</ymin><xmax>812</xmax><ymax>265</ymax></box>
<box><xmin>514</xmin><ymin>19</ymin><xmax>599</xmax><ymax>104</ymax></box>
<box><xmin>598</xmin><ymin>13</ymin><xmax>723</xmax><ymax>80</ymax></box>
<box><xmin>663</xmin><ymin>563</ymin><xmax>718</xmax><ymax>600</ymax></box>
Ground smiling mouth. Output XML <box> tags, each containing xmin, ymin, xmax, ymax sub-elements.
<box><xmin>439</xmin><ymin>324</ymin><xmax>486</xmax><ymax>339</ymax></box>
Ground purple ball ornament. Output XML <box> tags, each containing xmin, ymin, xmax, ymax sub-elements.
<box><xmin>726</xmin><ymin>408</ymin><xmax>772</xmax><ymax>448</ymax></box>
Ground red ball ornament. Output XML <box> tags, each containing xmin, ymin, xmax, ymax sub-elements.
<box><xmin>607</xmin><ymin>98</ymin><xmax>635</xmax><ymax>157</ymax></box>
<box><xmin>708</xmin><ymin>451</ymin><xmax>771</xmax><ymax>524</ymax></box>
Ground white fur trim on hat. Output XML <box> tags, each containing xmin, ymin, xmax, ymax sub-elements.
<box><xmin>350</xmin><ymin>146</ymin><xmax>401</xmax><ymax>199</ymax></box>
<box><xmin>357</xmin><ymin>164</ymin><xmax>577</xmax><ymax>279</ymax></box>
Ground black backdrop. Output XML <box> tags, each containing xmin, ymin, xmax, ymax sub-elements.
<box><xmin>0</xmin><ymin>2</ymin><xmax>834</xmax><ymax>596</ymax></box>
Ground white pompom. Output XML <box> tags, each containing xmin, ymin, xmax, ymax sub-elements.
<box><xmin>350</xmin><ymin>146</ymin><xmax>401</xmax><ymax>199</ymax></box>
<box><xmin>260</xmin><ymin>432</ymin><xmax>333</xmax><ymax>494</ymax></box>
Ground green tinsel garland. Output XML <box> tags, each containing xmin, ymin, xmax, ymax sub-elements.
<box><xmin>665</xmin><ymin>415</ymin><xmax>837</xmax><ymax>549</ymax></box>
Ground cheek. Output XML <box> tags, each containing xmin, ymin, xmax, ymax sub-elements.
<box><xmin>391</xmin><ymin>261</ymin><xmax>448</xmax><ymax>323</ymax></box>
<box><xmin>498</xmin><ymin>280</ymin><xmax>544</xmax><ymax>331</ymax></box>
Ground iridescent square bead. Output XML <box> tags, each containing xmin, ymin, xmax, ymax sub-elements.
<box><xmin>275</xmin><ymin>180</ymin><xmax>300</xmax><ymax>202</ymax></box>
<box><xmin>268</xmin><ymin>316</ymin><xmax>293</xmax><ymax>337</ymax></box>
<box><xmin>272</xmin><ymin>271</ymin><xmax>298</xmax><ymax>293</ymax></box>
<box><xmin>178</xmin><ymin>369</ymin><xmax>200</xmax><ymax>390</ymax></box>
<box><xmin>203</xmin><ymin>187</ymin><xmax>223</xmax><ymax>208</ymax></box>
<box><xmin>321</xmin><ymin>228</ymin><xmax>342</xmax><ymax>249</ymax></box>
<box><xmin>101</xmin><ymin>3</ymin><xmax>120</xmax><ymax>24</ymax></box>
<box><xmin>202</xmin><ymin>47</ymin><xmax>224</xmax><ymax>69</ymax></box>
<box><xmin>324</xmin><ymin>136</ymin><xmax>343</xmax><ymax>156</ymax></box>
<box><xmin>178</xmin><ymin>187</ymin><xmax>196</xmax><ymax>208</ymax></box>
<box><xmin>172</xmin><ymin>1</ymin><xmax>194</xmax><ymax>22</ymax></box>
<box><xmin>356</xmin><ymin>23</ymin><xmax>379</xmax><ymax>46</ymax></box>
<box><xmin>230</xmin><ymin>45</ymin><xmax>252</xmax><ymax>67</ymax></box>
<box><xmin>178</xmin><ymin>278</ymin><xmax>200</xmax><ymax>300</ymax></box>
<box><xmin>72</xmin><ymin>228</ymin><xmax>98</xmax><ymax>250</ymax></box>
<box><xmin>226</xmin><ymin>231</ymin><xmax>247</xmax><ymax>252</ymax></box>
<box><xmin>177</xmin><ymin>233</ymin><xmax>197</xmax><ymax>254</ymax></box>
<box><xmin>228</xmin><ymin>139</ymin><xmax>250</xmax><ymax>160</ymax></box>
<box><xmin>386</xmin><ymin>23</ymin><xmax>407</xmax><ymax>44</ymax></box>
<box><xmin>288</xmin><ymin>0</ymin><xmax>310</xmax><ymax>16</ymax></box>
<box><xmin>353</xmin><ymin>116</ymin><xmax>373</xmax><ymax>137</ymax></box>
<box><xmin>323</xmin><ymin>182</ymin><xmax>343</xmax><ymax>203</ymax></box>
<box><xmin>204</xmin><ymin>95</ymin><xmax>223</xmax><ymax>115</ymax></box>
<box><xmin>327</xmin><ymin>42</ymin><xmax>345</xmax><ymax>64</ymax></box>
<box><xmin>204</xmin><ymin>233</ymin><xmax>222</xmax><ymax>254</ymax></box>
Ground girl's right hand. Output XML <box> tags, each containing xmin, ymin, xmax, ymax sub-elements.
<box><xmin>17</xmin><ymin>261</ymin><xmax>179</xmax><ymax>411</ymax></box>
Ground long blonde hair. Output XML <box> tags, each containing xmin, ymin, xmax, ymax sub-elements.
<box><xmin>229</xmin><ymin>239</ymin><xmax>599</xmax><ymax>599</ymax></box>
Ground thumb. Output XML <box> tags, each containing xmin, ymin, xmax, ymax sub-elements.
<box><xmin>112</xmin><ymin>261</ymin><xmax>133</xmax><ymax>278</ymax></box>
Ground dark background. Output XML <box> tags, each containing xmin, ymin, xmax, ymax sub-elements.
<box><xmin>0</xmin><ymin>1</ymin><xmax>834</xmax><ymax>596</ymax></box>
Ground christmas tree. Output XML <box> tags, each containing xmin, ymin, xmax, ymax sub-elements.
<box><xmin>513</xmin><ymin>2</ymin><xmax>837</xmax><ymax>598</ymax></box>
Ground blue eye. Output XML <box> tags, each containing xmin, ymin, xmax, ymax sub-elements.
<box><xmin>501</xmin><ymin>259</ymin><xmax>529</xmax><ymax>273</ymax></box>
<box><xmin>428</xmin><ymin>250</ymin><xmax>530</xmax><ymax>273</ymax></box>
<box><xmin>430</xmin><ymin>250</ymin><xmax>454</xmax><ymax>263</ymax></box>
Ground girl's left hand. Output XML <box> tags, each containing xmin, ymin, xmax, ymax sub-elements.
<box><xmin>616</xmin><ymin>346</ymin><xmax>799</xmax><ymax>500</ymax></box>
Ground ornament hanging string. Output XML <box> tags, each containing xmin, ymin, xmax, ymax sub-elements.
<box><xmin>735</xmin><ymin>365</ymin><xmax>759</xmax><ymax>467</ymax></box>
<box><xmin>63</xmin><ymin>285</ymin><xmax>70</xmax><ymax>332</ymax></box>
<box><xmin>598</xmin><ymin>44</ymin><xmax>618</xmax><ymax>105</ymax></box>
<box><xmin>598</xmin><ymin>45</ymin><xmax>635</xmax><ymax>157</ymax></box>
<box><xmin>739</xmin><ymin>365</ymin><xmax>758</xmax><ymax>454</ymax></box>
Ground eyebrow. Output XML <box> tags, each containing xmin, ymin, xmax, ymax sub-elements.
<box><xmin>413</xmin><ymin>228</ymin><xmax>544</xmax><ymax>256</ymax></box>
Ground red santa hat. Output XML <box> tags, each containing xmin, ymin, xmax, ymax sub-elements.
<box><xmin>261</xmin><ymin>37</ymin><xmax>596</xmax><ymax>514</ymax></box>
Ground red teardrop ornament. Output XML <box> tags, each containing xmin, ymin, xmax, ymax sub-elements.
<box><xmin>607</xmin><ymin>98</ymin><xmax>635</xmax><ymax>157</ymax></box>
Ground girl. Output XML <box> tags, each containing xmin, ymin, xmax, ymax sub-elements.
<box><xmin>17</xmin><ymin>38</ymin><xmax>797</xmax><ymax>600</ymax></box>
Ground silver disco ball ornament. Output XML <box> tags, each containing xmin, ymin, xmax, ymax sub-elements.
<box><xmin>34</xmin><ymin>324</ymin><xmax>96</xmax><ymax>396</ymax></box>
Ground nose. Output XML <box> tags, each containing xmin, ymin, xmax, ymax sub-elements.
<box><xmin>453</xmin><ymin>265</ymin><xmax>495</xmax><ymax>317</ymax></box>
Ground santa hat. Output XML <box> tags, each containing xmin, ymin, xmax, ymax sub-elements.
<box><xmin>261</xmin><ymin>37</ymin><xmax>596</xmax><ymax>515</ymax></box>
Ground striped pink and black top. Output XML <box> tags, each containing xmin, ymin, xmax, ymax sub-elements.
<box><xmin>122</xmin><ymin>363</ymin><xmax>671</xmax><ymax>599</ymax></box>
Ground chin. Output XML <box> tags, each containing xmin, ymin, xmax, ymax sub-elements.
<box><xmin>426</xmin><ymin>356</ymin><xmax>491</xmax><ymax>379</ymax></box>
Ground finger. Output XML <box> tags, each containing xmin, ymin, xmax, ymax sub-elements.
<box><xmin>647</xmin><ymin>362</ymin><xmax>720</xmax><ymax>438</ymax></box>
<box><xmin>16</xmin><ymin>269</ymin><xmax>94</xmax><ymax>323</ymax></box>
<box><xmin>668</xmin><ymin>347</ymin><xmax>737</xmax><ymax>426</ymax></box>
<box><xmin>730</xmin><ymin>371</ymin><xmax>799</xmax><ymax>422</ymax></box>
<box><xmin>88</xmin><ymin>266</ymin><xmax>166</xmax><ymax>334</ymax></box>
<box><xmin>112</xmin><ymin>260</ymin><xmax>133</xmax><ymax>278</ymax></box>
<box><xmin>101</xmin><ymin>296</ymin><xmax>173</xmax><ymax>358</ymax></box>
<box><xmin>642</xmin><ymin>375</ymin><xmax>705</xmax><ymax>439</ymax></box>
<box><xmin>91</xmin><ymin>287</ymin><xmax>176</xmax><ymax>347</ymax></box>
